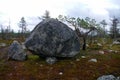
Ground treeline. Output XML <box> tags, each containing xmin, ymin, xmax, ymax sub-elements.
<box><xmin>0</xmin><ymin>30</ymin><xmax>30</xmax><ymax>40</ymax></box>
<box><xmin>0</xmin><ymin>16</ymin><xmax>30</xmax><ymax>40</ymax></box>
<box><xmin>0</xmin><ymin>10</ymin><xmax>120</xmax><ymax>41</ymax></box>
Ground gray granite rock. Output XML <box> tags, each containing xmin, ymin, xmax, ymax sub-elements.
<box><xmin>46</xmin><ymin>57</ymin><xmax>57</xmax><ymax>64</ymax></box>
<box><xmin>8</xmin><ymin>40</ymin><xmax>27</xmax><ymax>61</ymax></box>
<box><xmin>25</xmin><ymin>18</ymin><xmax>80</xmax><ymax>58</ymax></box>
<box><xmin>97</xmin><ymin>75</ymin><xmax>116</xmax><ymax>80</ymax></box>
<box><xmin>89</xmin><ymin>58</ymin><xmax>97</xmax><ymax>62</ymax></box>
<box><xmin>0</xmin><ymin>43</ymin><xmax>6</xmax><ymax>47</ymax></box>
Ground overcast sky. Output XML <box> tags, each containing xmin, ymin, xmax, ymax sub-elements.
<box><xmin>0</xmin><ymin>0</ymin><xmax>120</xmax><ymax>32</ymax></box>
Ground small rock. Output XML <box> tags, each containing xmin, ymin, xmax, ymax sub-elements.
<box><xmin>108</xmin><ymin>50</ymin><xmax>114</xmax><ymax>53</ymax></box>
<box><xmin>8</xmin><ymin>40</ymin><xmax>27</xmax><ymax>61</ymax></box>
<box><xmin>114</xmin><ymin>51</ymin><xmax>118</xmax><ymax>53</ymax></box>
<box><xmin>99</xmin><ymin>51</ymin><xmax>104</xmax><ymax>54</ymax></box>
<box><xmin>36</xmin><ymin>62</ymin><xmax>38</xmax><ymax>65</ymax></box>
<box><xmin>113</xmin><ymin>40</ymin><xmax>120</xmax><ymax>45</ymax></box>
<box><xmin>46</xmin><ymin>57</ymin><xmax>57</xmax><ymax>64</ymax></box>
<box><xmin>59</xmin><ymin>72</ymin><xmax>63</xmax><ymax>75</ymax></box>
<box><xmin>97</xmin><ymin>43</ymin><xmax>102</xmax><ymax>47</ymax></box>
<box><xmin>116</xmin><ymin>77</ymin><xmax>120</xmax><ymax>80</ymax></box>
<box><xmin>86</xmin><ymin>44</ymin><xmax>89</xmax><ymax>47</ymax></box>
<box><xmin>95</xmin><ymin>40</ymin><xmax>98</xmax><ymax>43</ymax></box>
<box><xmin>70</xmin><ymin>61</ymin><xmax>74</xmax><ymax>64</ymax></box>
<box><xmin>97</xmin><ymin>75</ymin><xmax>116</xmax><ymax>80</ymax></box>
<box><xmin>0</xmin><ymin>43</ymin><xmax>6</xmax><ymax>47</ymax></box>
<box><xmin>40</xmin><ymin>64</ymin><xmax>43</xmax><ymax>67</ymax></box>
<box><xmin>89</xmin><ymin>59</ymin><xmax>97</xmax><ymax>62</ymax></box>
<box><xmin>81</xmin><ymin>56</ymin><xmax>86</xmax><ymax>58</ymax></box>
<box><xmin>76</xmin><ymin>58</ymin><xmax>80</xmax><ymax>61</ymax></box>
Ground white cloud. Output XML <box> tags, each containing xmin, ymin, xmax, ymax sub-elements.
<box><xmin>0</xmin><ymin>0</ymin><xmax>120</xmax><ymax>31</ymax></box>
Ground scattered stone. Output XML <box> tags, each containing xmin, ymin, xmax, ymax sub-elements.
<box><xmin>40</xmin><ymin>64</ymin><xmax>43</xmax><ymax>67</ymax></box>
<box><xmin>89</xmin><ymin>59</ymin><xmax>97</xmax><ymax>62</ymax></box>
<box><xmin>70</xmin><ymin>61</ymin><xmax>74</xmax><ymax>64</ymax></box>
<box><xmin>113</xmin><ymin>40</ymin><xmax>120</xmax><ymax>45</ymax></box>
<box><xmin>25</xmin><ymin>18</ymin><xmax>80</xmax><ymax>59</ymax></box>
<box><xmin>76</xmin><ymin>58</ymin><xmax>80</xmax><ymax>61</ymax></box>
<box><xmin>108</xmin><ymin>50</ymin><xmax>114</xmax><ymax>53</ymax></box>
<box><xmin>46</xmin><ymin>57</ymin><xmax>57</xmax><ymax>64</ymax></box>
<box><xmin>108</xmin><ymin>50</ymin><xmax>119</xmax><ymax>54</ymax></box>
<box><xmin>116</xmin><ymin>77</ymin><xmax>120</xmax><ymax>80</ymax></box>
<box><xmin>0</xmin><ymin>43</ymin><xmax>6</xmax><ymax>47</ymax></box>
<box><xmin>36</xmin><ymin>62</ymin><xmax>38</xmax><ymax>65</ymax></box>
<box><xmin>97</xmin><ymin>43</ymin><xmax>102</xmax><ymax>47</ymax></box>
<box><xmin>114</xmin><ymin>51</ymin><xmax>118</xmax><ymax>53</ymax></box>
<box><xmin>97</xmin><ymin>75</ymin><xmax>116</xmax><ymax>80</ymax></box>
<box><xmin>94</xmin><ymin>40</ymin><xmax>98</xmax><ymax>43</ymax></box>
<box><xmin>86</xmin><ymin>44</ymin><xmax>89</xmax><ymax>47</ymax></box>
<box><xmin>99</xmin><ymin>51</ymin><xmax>104</xmax><ymax>54</ymax></box>
<box><xmin>81</xmin><ymin>56</ymin><xmax>86</xmax><ymax>58</ymax></box>
<box><xmin>59</xmin><ymin>72</ymin><xmax>63</xmax><ymax>75</ymax></box>
<box><xmin>8</xmin><ymin>40</ymin><xmax>27</xmax><ymax>61</ymax></box>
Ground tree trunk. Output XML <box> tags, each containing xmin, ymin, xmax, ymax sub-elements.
<box><xmin>82</xmin><ymin>37</ymin><xmax>86</xmax><ymax>50</ymax></box>
<box><xmin>74</xmin><ymin>27</ymin><xmax>96</xmax><ymax>50</ymax></box>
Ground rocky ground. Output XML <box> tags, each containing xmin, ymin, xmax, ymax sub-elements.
<box><xmin>0</xmin><ymin>49</ymin><xmax>120</xmax><ymax>80</ymax></box>
<box><xmin>0</xmin><ymin>39</ymin><xmax>120</xmax><ymax>80</ymax></box>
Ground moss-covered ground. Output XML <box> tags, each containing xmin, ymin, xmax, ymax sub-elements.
<box><xmin>0</xmin><ymin>39</ymin><xmax>120</xmax><ymax>80</ymax></box>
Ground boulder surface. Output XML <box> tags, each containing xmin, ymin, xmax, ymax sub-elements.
<box><xmin>25</xmin><ymin>18</ymin><xmax>80</xmax><ymax>58</ymax></box>
<box><xmin>8</xmin><ymin>40</ymin><xmax>27</xmax><ymax>61</ymax></box>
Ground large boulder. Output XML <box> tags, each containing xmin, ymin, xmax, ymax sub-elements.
<box><xmin>25</xmin><ymin>18</ymin><xmax>80</xmax><ymax>58</ymax></box>
<box><xmin>8</xmin><ymin>41</ymin><xmax>27</xmax><ymax>61</ymax></box>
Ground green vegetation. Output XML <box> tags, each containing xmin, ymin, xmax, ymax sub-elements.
<box><xmin>0</xmin><ymin>39</ymin><xmax>120</xmax><ymax>80</ymax></box>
